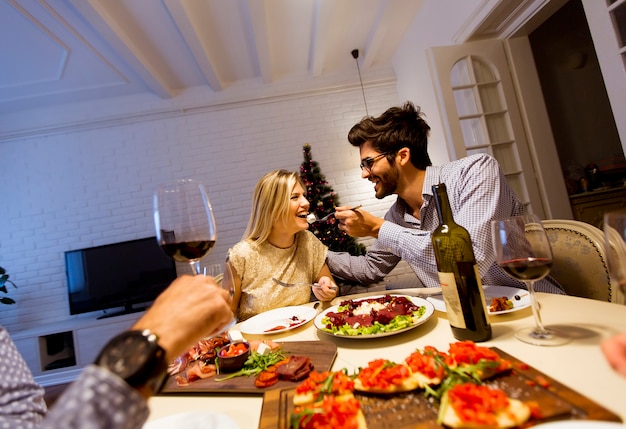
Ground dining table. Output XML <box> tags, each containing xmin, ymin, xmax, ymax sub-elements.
<box><xmin>145</xmin><ymin>289</ymin><xmax>626</xmax><ymax>428</ymax></box>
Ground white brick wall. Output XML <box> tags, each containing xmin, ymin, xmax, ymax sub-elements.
<box><xmin>0</xmin><ymin>83</ymin><xmax>403</xmax><ymax>333</ymax></box>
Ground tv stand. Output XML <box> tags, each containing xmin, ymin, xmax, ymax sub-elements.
<box><xmin>97</xmin><ymin>305</ymin><xmax>149</xmax><ymax>320</ymax></box>
<box><xmin>10</xmin><ymin>312</ymin><xmax>144</xmax><ymax>387</ymax></box>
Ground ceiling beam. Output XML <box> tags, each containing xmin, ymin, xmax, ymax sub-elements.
<box><xmin>68</xmin><ymin>0</ymin><xmax>175</xmax><ymax>99</ymax></box>
<box><xmin>309</xmin><ymin>0</ymin><xmax>335</xmax><ymax>77</ymax></box>
<box><xmin>361</xmin><ymin>0</ymin><xmax>424</xmax><ymax>68</ymax></box>
<box><xmin>245</xmin><ymin>0</ymin><xmax>272</xmax><ymax>84</ymax></box>
<box><xmin>162</xmin><ymin>0</ymin><xmax>223</xmax><ymax>91</ymax></box>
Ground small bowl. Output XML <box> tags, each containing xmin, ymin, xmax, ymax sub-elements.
<box><xmin>217</xmin><ymin>342</ymin><xmax>250</xmax><ymax>372</ymax></box>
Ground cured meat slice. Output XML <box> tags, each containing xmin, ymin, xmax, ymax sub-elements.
<box><xmin>185</xmin><ymin>361</ymin><xmax>217</xmax><ymax>382</ymax></box>
<box><xmin>276</xmin><ymin>355</ymin><xmax>314</xmax><ymax>381</ymax></box>
<box><xmin>254</xmin><ymin>369</ymin><xmax>279</xmax><ymax>388</ymax></box>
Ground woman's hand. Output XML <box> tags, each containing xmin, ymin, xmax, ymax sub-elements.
<box><xmin>312</xmin><ymin>275</ymin><xmax>338</xmax><ymax>302</ymax></box>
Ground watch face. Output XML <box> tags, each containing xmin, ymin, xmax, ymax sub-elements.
<box><xmin>96</xmin><ymin>330</ymin><xmax>167</xmax><ymax>394</ymax></box>
<box><xmin>99</xmin><ymin>331</ymin><xmax>153</xmax><ymax>379</ymax></box>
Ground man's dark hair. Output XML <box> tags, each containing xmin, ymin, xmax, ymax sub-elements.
<box><xmin>347</xmin><ymin>101</ymin><xmax>432</xmax><ymax>170</ymax></box>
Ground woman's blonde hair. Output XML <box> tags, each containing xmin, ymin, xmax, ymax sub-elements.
<box><xmin>242</xmin><ymin>169</ymin><xmax>306</xmax><ymax>243</ymax></box>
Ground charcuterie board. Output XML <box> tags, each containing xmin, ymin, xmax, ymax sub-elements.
<box><xmin>258</xmin><ymin>347</ymin><xmax>621</xmax><ymax>429</ymax></box>
<box><xmin>160</xmin><ymin>341</ymin><xmax>337</xmax><ymax>394</ymax></box>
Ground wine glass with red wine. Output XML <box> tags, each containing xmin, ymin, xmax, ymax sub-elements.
<box><xmin>604</xmin><ymin>209</ymin><xmax>626</xmax><ymax>299</ymax></box>
<box><xmin>154</xmin><ymin>179</ymin><xmax>217</xmax><ymax>275</ymax></box>
<box><xmin>491</xmin><ymin>214</ymin><xmax>568</xmax><ymax>346</ymax></box>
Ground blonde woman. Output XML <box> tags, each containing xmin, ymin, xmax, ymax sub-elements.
<box><xmin>226</xmin><ymin>169</ymin><xmax>338</xmax><ymax>321</ymax></box>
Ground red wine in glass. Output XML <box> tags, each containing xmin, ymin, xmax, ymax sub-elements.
<box><xmin>500</xmin><ymin>257</ymin><xmax>552</xmax><ymax>282</ymax></box>
<box><xmin>492</xmin><ymin>215</ymin><xmax>568</xmax><ymax>346</ymax></box>
<box><xmin>604</xmin><ymin>209</ymin><xmax>626</xmax><ymax>299</ymax></box>
<box><xmin>160</xmin><ymin>241</ymin><xmax>216</xmax><ymax>264</ymax></box>
<box><xmin>154</xmin><ymin>180</ymin><xmax>217</xmax><ymax>275</ymax></box>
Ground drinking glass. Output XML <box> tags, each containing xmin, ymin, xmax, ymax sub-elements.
<box><xmin>604</xmin><ymin>209</ymin><xmax>626</xmax><ymax>298</ymax></box>
<box><xmin>204</xmin><ymin>262</ymin><xmax>237</xmax><ymax>330</ymax></box>
<box><xmin>204</xmin><ymin>262</ymin><xmax>235</xmax><ymax>297</ymax></box>
<box><xmin>154</xmin><ymin>179</ymin><xmax>217</xmax><ymax>275</ymax></box>
<box><xmin>491</xmin><ymin>214</ymin><xmax>568</xmax><ymax>346</ymax></box>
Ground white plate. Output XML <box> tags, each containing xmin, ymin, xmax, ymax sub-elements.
<box><xmin>238</xmin><ymin>305</ymin><xmax>317</xmax><ymax>335</ymax></box>
<box><xmin>143</xmin><ymin>411</ymin><xmax>239</xmax><ymax>429</ymax></box>
<box><xmin>531</xmin><ymin>421</ymin><xmax>624</xmax><ymax>429</ymax></box>
<box><xmin>426</xmin><ymin>285</ymin><xmax>530</xmax><ymax>315</ymax></box>
<box><xmin>314</xmin><ymin>294</ymin><xmax>435</xmax><ymax>339</ymax></box>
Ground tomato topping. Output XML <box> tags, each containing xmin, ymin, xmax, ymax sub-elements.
<box><xmin>357</xmin><ymin>359</ymin><xmax>410</xmax><ymax>389</ymax></box>
<box><xmin>220</xmin><ymin>343</ymin><xmax>248</xmax><ymax>357</ymax></box>
<box><xmin>448</xmin><ymin>341</ymin><xmax>511</xmax><ymax>373</ymax></box>
<box><xmin>527</xmin><ymin>401</ymin><xmax>542</xmax><ymax>419</ymax></box>
<box><xmin>447</xmin><ymin>383</ymin><xmax>510</xmax><ymax>426</ymax></box>
<box><xmin>295</xmin><ymin>371</ymin><xmax>354</xmax><ymax>396</ymax></box>
<box><xmin>404</xmin><ymin>346</ymin><xmax>451</xmax><ymax>380</ymax></box>
<box><xmin>535</xmin><ymin>375</ymin><xmax>551</xmax><ymax>389</ymax></box>
<box><xmin>292</xmin><ymin>395</ymin><xmax>361</xmax><ymax>429</ymax></box>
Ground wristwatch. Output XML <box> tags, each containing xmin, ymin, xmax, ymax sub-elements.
<box><xmin>95</xmin><ymin>329</ymin><xmax>168</xmax><ymax>396</ymax></box>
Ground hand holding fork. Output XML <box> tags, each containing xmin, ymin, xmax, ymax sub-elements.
<box><xmin>306</xmin><ymin>205</ymin><xmax>362</xmax><ymax>224</ymax></box>
<box><xmin>272</xmin><ymin>277</ymin><xmax>337</xmax><ymax>291</ymax></box>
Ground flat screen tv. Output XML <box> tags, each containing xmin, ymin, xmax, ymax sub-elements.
<box><xmin>65</xmin><ymin>237</ymin><xmax>177</xmax><ymax>319</ymax></box>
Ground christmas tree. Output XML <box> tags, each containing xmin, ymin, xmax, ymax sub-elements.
<box><xmin>300</xmin><ymin>144</ymin><xmax>366</xmax><ymax>256</ymax></box>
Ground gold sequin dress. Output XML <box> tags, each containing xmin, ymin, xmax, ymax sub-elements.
<box><xmin>228</xmin><ymin>230</ymin><xmax>327</xmax><ymax>321</ymax></box>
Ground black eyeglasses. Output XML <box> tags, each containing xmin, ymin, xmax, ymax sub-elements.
<box><xmin>359</xmin><ymin>153</ymin><xmax>387</xmax><ymax>172</ymax></box>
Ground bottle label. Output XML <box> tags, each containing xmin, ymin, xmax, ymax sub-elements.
<box><xmin>437</xmin><ymin>265</ymin><xmax>486</xmax><ymax>329</ymax></box>
<box><xmin>438</xmin><ymin>271</ymin><xmax>465</xmax><ymax>328</ymax></box>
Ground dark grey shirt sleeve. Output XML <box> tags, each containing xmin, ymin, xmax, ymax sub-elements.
<box><xmin>0</xmin><ymin>326</ymin><xmax>47</xmax><ymax>429</ymax></box>
<box><xmin>1</xmin><ymin>326</ymin><xmax>149</xmax><ymax>429</ymax></box>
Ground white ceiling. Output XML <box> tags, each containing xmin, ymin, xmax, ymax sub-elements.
<box><xmin>0</xmin><ymin>0</ymin><xmax>425</xmax><ymax>114</ymax></box>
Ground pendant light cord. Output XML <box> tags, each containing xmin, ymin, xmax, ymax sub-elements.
<box><xmin>351</xmin><ymin>49</ymin><xmax>369</xmax><ymax>116</ymax></box>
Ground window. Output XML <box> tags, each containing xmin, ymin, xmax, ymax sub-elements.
<box><xmin>608</xmin><ymin>0</ymin><xmax>626</xmax><ymax>70</ymax></box>
<box><xmin>449</xmin><ymin>56</ymin><xmax>530</xmax><ymax>208</ymax></box>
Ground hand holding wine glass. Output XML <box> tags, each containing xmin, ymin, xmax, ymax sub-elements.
<box><xmin>491</xmin><ymin>214</ymin><xmax>569</xmax><ymax>346</ymax></box>
<box><xmin>154</xmin><ymin>179</ymin><xmax>217</xmax><ymax>275</ymax></box>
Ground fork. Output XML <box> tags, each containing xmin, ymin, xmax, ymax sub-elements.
<box><xmin>272</xmin><ymin>277</ymin><xmax>337</xmax><ymax>290</ymax></box>
<box><xmin>307</xmin><ymin>204</ymin><xmax>362</xmax><ymax>224</ymax></box>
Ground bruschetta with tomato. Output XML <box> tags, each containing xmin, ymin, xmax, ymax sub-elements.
<box><xmin>448</xmin><ymin>341</ymin><xmax>512</xmax><ymax>380</ymax></box>
<box><xmin>292</xmin><ymin>371</ymin><xmax>366</xmax><ymax>429</ymax></box>
<box><xmin>293</xmin><ymin>370</ymin><xmax>355</xmax><ymax>406</ymax></box>
<box><xmin>353</xmin><ymin>358</ymin><xmax>421</xmax><ymax>393</ymax></box>
<box><xmin>291</xmin><ymin>394</ymin><xmax>367</xmax><ymax>429</ymax></box>
<box><xmin>438</xmin><ymin>383</ymin><xmax>531</xmax><ymax>429</ymax></box>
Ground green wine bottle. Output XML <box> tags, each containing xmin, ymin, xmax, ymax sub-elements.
<box><xmin>431</xmin><ymin>183</ymin><xmax>491</xmax><ymax>342</ymax></box>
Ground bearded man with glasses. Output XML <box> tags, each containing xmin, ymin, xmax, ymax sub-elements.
<box><xmin>326</xmin><ymin>101</ymin><xmax>564</xmax><ymax>294</ymax></box>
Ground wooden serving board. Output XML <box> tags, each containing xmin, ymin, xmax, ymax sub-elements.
<box><xmin>259</xmin><ymin>347</ymin><xmax>622</xmax><ymax>429</ymax></box>
<box><xmin>160</xmin><ymin>341</ymin><xmax>337</xmax><ymax>394</ymax></box>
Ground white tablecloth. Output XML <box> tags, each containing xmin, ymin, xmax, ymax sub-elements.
<box><xmin>147</xmin><ymin>290</ymin><xmax>626</xmax><ymax>427</ymax></box>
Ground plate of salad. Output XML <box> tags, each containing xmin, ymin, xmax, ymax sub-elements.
<box><xmin>313</xmin><ymin>294</ymin><xmax>435</xmax><ymax>338</ymax></box>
